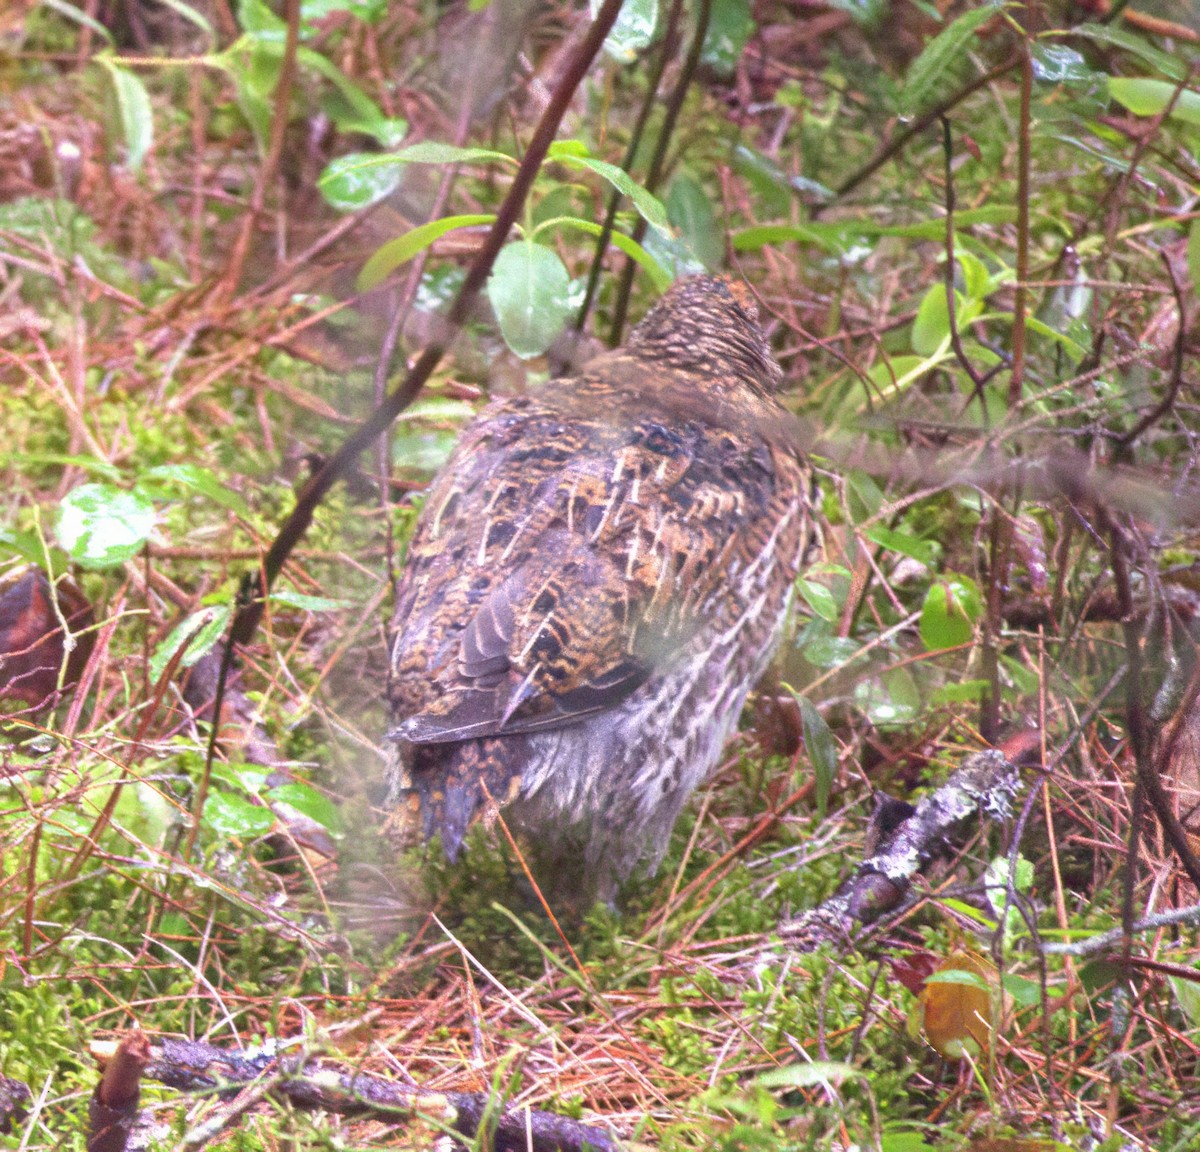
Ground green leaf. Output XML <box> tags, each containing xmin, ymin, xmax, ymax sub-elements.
<box><xmin>733</xmin><ymin>223</ymin><xmax>846</xmax><ymax>255</ymax></box>
<box><xmin>1170</xmin><ymin>973</ymin><xmax>1200</xmax><ymax>1029</ymax></box>
<box><xmin>919</xmin><ymin>573</ymin><xmax>982</xmax><ymax>651</ymax></box>
<box><xmin>486</xmin><ymin>241</ymin><xmax>573</xmax><ymax>359</ymax></box>
<box><xmin>9</xmin><ymin>452</ymin><xmax>122</xmax><ymax>481</ymax></box>
<box><xmin>357</xmin><ymin>214</ymin><xmax>497</xmax><ymax>289</ymax></box>
<box><xmin>212</xmin><ymin>762</ymin><xmax>268</xmax><ymax>796</ymax></box>
<box><xmin>846</xmin><ymin>470</ymin><xmax>883</xmax><ymax>523</ymax></box>
<box><xmin>57</xmin><ymin>483</ymin><xmax>156</xmax><ymax>569</ymax></box>
<box><xmin>317</xmin><ymin>145</ymin><xmax>513</xmax><ymax>209</ymax></box>
<box><xmin>237</xmin><ymin>0</ymin><xmax>285</xmax><ymax>35</ymax></box>
<box><xmin>39</xmin><ymin>0</ymin><xmax>114</xmax><ymax>41</ymax></box>
<box><xmin>149</xmin><ymin>605</ymin><xmax>232</xmax><ymax>683</ymax></box>
<box><xmin>321</xmin><ymin>91</ymin><xmax>406</xmax><ymax>148</ymax></box>
<box><xmin>702</xmin><ymin>0</ymin><xmax>755</xmax><ymax>75</ymax></box>
<box><xmin>857</xmin><ymin>666</ymin><xmax>921</xmax><ymax>726</ymax></box>
<box><xmin>1001</xmin><ymin>973</ymin><xmax>1042</xmax><ymax>1008</ymax></box>
<box><xmin>548</xmin><ymin>138</ymin><xmax>589</xmax><ymax>159</ymax></box>
<box><xmin>393</xmin><ymin>426</ymin><xmax>459</xmax><ymax>473</ymax></box>
<box><xmin>939</xmin><ymin>897</ymin><xmax>997</xmax><ymax>928</ymax></box>
<box><xmin>0</xmin><ymin>527</ymin><xmax>54</xmax><ymax>566</ymax></box>
<box><xmin>547</xmin><ymin>147</ymin><xmax>671</xmax><ymax>234</ymax></box>
<box><xmin>827</xmin><ymin>0</ymin><xmax>886</xmax><ymax>29</ymax></box>
<box><xmin>531</xmin><ymin>184</ymin><xmax>585</xmax><ymax>229</ymax></box>
<box><xmin>203</xmin><ymin>792</ymin><xmax>275</xmax><ymax>838</ymax></box>
<box><xmin>802</xmin><ymin>634</ymin><xmax>862</xmax><ymax>669</ymax></box>
<box><xmin>955</xmin><ymin>249</ymin><xmax>998</xmax><ymax>300</ymax></box>
<box><xmin>1024</xmin><ymin>314</ymin><xmax>1088</xmax><ymax>362</ymax></box>
<box><xmin>984</xmin><ymin>854</ymin><xmax>1033</xmax><ymax>945</ymax></box>
<box><xmin>757</xmin><ymin>1061</ymin><xmax>862</xmax><ymax>1089</ymax></box>
<box><xmin>142</xmin><ymin>464</ymin><xmax>251</xmax><ymax>517</ymax></box>
<box><xmin>1108</xmin><ymin>77</ymin><xmax>1200</xmax><ymax>127</ymax></box>
<box><xmin>416</xmin><ymin>264</ymin><xmax>466</xmax><ymax>311</ymax></box>
<box><xmin>863</xmin><ymin>525</ymin><xmax>937</xmax><ymax>566</ymax></box>
<box><xmin>215</xmin><ymin>39</ymin><xmax>277</xmax><ymax>147</ymax></box>
<box><xmin>351</xmin><ymin>115</ymin><xmax>407</xmax><ymax>149</ymax></box>
<box><xmin>879</xmin><ymin>1133</ymin><xmax>933</xmax><ymax>1152</ymax></box>
<box><xmin>730</xmin><ymin>146</ymin><xmax>791</xmax><ymax>217</ymax></box>
<box><xmin>594</xmin><ymin>0</ymin><xmax>658</xmax><ymax>62</ymax></box>
<box><xmin>923</xmin><ymin>967</ymin><xmax>992</xmax><ymax>992</ymax></box>
<box><xmin>1000</xmin><ymin>651</ymin><xmax>1039</xmax><ymax>695</ymax></box>
<box><xmin>865</xmin><ymin>353</ymin><xmax>942</xmax><ymax>398</ymax></box>
<box><xmin>797</xmin><ymin>696</ymin><xmax>837</xmax><ymax>819</ymax></box>
<box><xmin>911</xmin><ymin>283</ymin><xmax>952</xmax><ymax>356</ymax></box>
<box><xmin>900</xmin><ymin>3</ymin><xmax>1001</xmax><ymax>117</ymax></box>
<box><xmin>389</xmin><ymin>140</ymin><xmax>516</xmax><ymax>166</ymax></box>
<box><xmin>96</xmin><ymin>58</ymin><xmax>154</xmax><ymax>171</ymax></box>
<box><xmin>912</xmin><ymin>282</ymin><xmax>983</xmax><ymax>356</ymax></box>
<box><xmin>1013</xmin><ymin>853</ymin><xmax>1034</xmax><ymax>891</ymax></box>
<box><xmin>226</xmin><ymin>24</ymin><xmax>404</xmax><ymax>148</ymax></box>
<box><xmin>871</xmin><ymin>206</ymin><xmax>1015</xmax><ymax>237</ymax></box>
<box><xmin>666</xmin><ymin>171</ymin><xmax>723</xmax><ymax>271</ymax></box>
<box><xmin>268</xmin><ymin>782</ymin><xmax>343</xmax><ymax>834</ymax></box>
<box><xmin>640</xmin><ymin>227</ymin><xmax>706</xmax><ymax>281</ymax></box>
<box><xmin>151</xmin><ymin>0</ymin><xmax>215</xmax><ymax>41</ymax></box>
<box><xmin>929</xmin><ymin>679</ymin><xmax>989</xmax><ymax>704</ymax></box>
<box><xmin>797</xmin><ymin>578</ymin><xmax>839</xmax><ymax>622</ymax></box>
<box><xmin>1069</xmin><ymin>23</ymin><xmax>1187</xmax><ymax>83</ymax></box>
<box><xmin>1031</xmin><ymin>43</ymin><xmax>1097</xmax><ymax>87</ymax></box>
<box><xmin>317</xmin><ymin>152</ymin><xmax>402</xmax><ymax>210</ymax></box>
<box><xmin>302</xmin><ymin>0</ymin><xmax>386</xmax><ymax>24</ymax></box>
<box><xmin>546</xmin><ymin>216</ymin><xmax>671</xmax><ymax>291</ymax></box>
<box><xmin>268</xmin><ymin>590</ymin><xmax>353</xmax><ymax>611</ymax></box>
<box><xmin>733</xmin><ymin>207</ymin><xmax>1016</xmax><ymax>256</ymax></box>
<box><xmin>294</xmin><ymin>44</ymin><xmax>402</xmax><ymax>135</ymax></box>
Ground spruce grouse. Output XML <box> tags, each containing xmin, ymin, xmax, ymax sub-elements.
<box><xmin>386</xmin><ymin>274</ymin><xmax>811</xmax><ymax>899</ymax></box>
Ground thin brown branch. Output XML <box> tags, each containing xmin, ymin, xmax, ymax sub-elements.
<box><xmin>1117</xmin><ymin>249</ymin><xmax>1189</xmax><ymax>448</ymax></box>
<box><xmin>576</xmin><ymin>0</ymin><xmax>686</xmax><ymax>334</ymax></box>
<box><xmin>1008</xmin><ymin>36</ymin><xmax>1031</xmax><ymax>408</ymax></box>
<box><xmin>607</xmin><ymin>0</ymin><xmax>711</xmax><ymax>346</ymax></box>
<box><xmin>939</xmin><ymin>115</ymin><xmax>988</xmax><ymax>399</ymax></box>
<box><xmin>229</xmin><ymin>0</ymin><xmax>627</xmax><ymax>648</ymax></box>
<box><xmin>216</xmin><ymin>0</ymin><xmax>302</xmax><ymax>303</ymax></box>
<box><xmin>815</xmin><ymin>51</ymin><xmax>1021</xmax><ymax>214</ymax></box>
<box><xmin>1105</xmin><ymin>518</ymin><xmax>1200</xmax><ymax>895</ymax></box>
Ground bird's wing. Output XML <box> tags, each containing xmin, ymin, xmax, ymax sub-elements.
<box><xmin>389</xmin><ymin>392</ymin><xmax>781</xmax><ymax>743</ymax></box>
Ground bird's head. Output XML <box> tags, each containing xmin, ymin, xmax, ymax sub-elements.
<box><xmin>626</xmin><ymin>275</ymin><xmax>784</xmax><ymax>396</ymax></box>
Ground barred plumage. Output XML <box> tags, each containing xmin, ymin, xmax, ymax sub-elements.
<box><xmin>386</xmin><ymin>275</ymin><xmax>812</xmax><ymax>900</ymax></box>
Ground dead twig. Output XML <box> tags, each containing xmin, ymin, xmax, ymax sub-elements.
<box><xmin>90</xmin><ymin>1034</ymin><xmax>649</xmax><ymax>1152</ymax></box>
<box><xmin>229</xmin><ymin>0</ymin><xmax>628</xmax><ymax>648</ymax></box>
<box><xmin>1042</xmin><ymin>902</ymin><xmax>1200</xmax><ymax>957</ymax></box>
<box><xmin>780</xmin><ymin>737</ymin><xmax>1034</xmax><ymax>952</ymax></box>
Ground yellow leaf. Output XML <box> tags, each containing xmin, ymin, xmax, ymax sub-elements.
<box><xmin>918</xmin><ymin>950</ymin><xmax>996</xmax><ymax>1059</ymax></box>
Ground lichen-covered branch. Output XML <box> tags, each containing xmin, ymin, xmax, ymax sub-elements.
<box><xmin>91</xmin><ymin>1035</ymin><xmax>644</xmax><ymax>1152</ymax></box>
<box><xmin>780</xmin><ymin>740</ymin><xmax>1031</xmax><ymax>952</ymax></box>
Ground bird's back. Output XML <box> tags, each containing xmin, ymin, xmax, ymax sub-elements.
<box><xmin>386</xmin><ymin>275</ymin><xmax>811</xmax><ymax>896</ymax></box>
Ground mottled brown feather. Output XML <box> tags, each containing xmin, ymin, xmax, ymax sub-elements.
<box><xmin>386</xmin><ymin>275</ymin><xmax>812</xmax><ymax>898</ymax></box>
